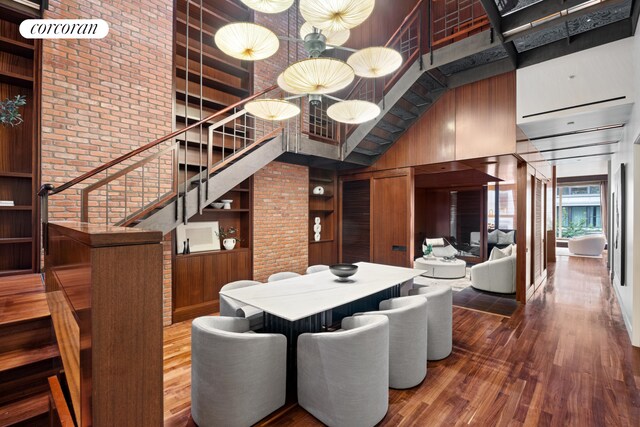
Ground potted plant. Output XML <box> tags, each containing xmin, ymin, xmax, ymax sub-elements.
<box><xmin>0</xmin><ymin>95</ymin><xmax>27</xmax><ymax>127</ymax></box>
<box><xmin>217</xmin><ymin>226</ymin><xmax>242</xmax><ymax>250</ymax></box>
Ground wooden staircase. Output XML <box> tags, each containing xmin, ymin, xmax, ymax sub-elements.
<box><xmin>0</xmin><ymin>274</ymin><xmax>60</xmax><ymax>426</ymax></box>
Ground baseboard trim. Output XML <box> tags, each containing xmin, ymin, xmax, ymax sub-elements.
<box><xmin>612</xmin><ymin>276</ymin><xmax>633</xmax><ymax>342</ymax></box>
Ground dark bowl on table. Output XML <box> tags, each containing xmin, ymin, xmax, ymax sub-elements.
<box><xmin>329</xmin><ymin>264</ymin><xmax>358</xmax><ymax>280</ymax></box>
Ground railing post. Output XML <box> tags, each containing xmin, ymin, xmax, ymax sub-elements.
<box><xmin>38</xmin><ymin>183</ymin><xmax>54</xmax><ymax>269</ymax></box>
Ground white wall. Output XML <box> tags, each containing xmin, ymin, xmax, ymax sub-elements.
<box><xmin>556</xmin><ymin>159</ymin><xmax>609</xmax><ymax>178</ymax></box>
<box><xmin>517</xmin><ymin>37</ymin><xmax>634</xmax><ymax>124</ymax></box>
<box><xmin>610</xmin><ymin>25</ymin><xmax>640</xmax><ymax>346</ymax></box>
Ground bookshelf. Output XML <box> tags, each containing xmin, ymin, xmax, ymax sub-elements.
<box><xmin>309</xmin><ymin>168</ymin><xmax>338</xmax><ymax>266</ymax></box>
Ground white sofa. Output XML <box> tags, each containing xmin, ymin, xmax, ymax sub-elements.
<box><xmin>568</xmin><ymin>234</ymin><xmax>606</xmax><ymax>256</ymax></box>
<box><xmin>470</xmin><ymin>246</ymin><xmax>516</xmax><ymax>294</ymax></box>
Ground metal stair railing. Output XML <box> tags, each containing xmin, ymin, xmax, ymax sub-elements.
<box><xmin>39</xmin><ymin>84</ymin><xmax>300</xmax><ymax>252</ymax></box>
<box><xmin>306</xmin><ymin>0</ymin><xmax>426</xmax><ymax>149</ymax></box>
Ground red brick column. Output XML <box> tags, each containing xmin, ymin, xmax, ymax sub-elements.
<box><xmin>253</xmin><ymin>162</ymin><xmax>309</xmax><ymax>281</ymax></box>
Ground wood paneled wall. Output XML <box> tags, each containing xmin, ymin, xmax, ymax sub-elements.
<box><xmin>346</xmin><ymin>0</ymin><xmax>419</xmax><ymax>48</ymax></box>
<box><xmin>340</xmin><ymin>169</ymin><xmax>414</xmax><ymax>267</ymax></box>
<box><xmin>363</xmin><ymin>72</ymin><xmax>516</xmax><ymax>172</ymax></box>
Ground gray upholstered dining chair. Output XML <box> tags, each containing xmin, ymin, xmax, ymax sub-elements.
<box><xmin>409</xmin><ymin>284</ymin><xmax>453</xmax><ymax>360</ymax></box>
<box><xmin>306</xmin><ymin>264</ymin><xmax>329</xmax><ymax>274</ymax></box>
<box><xmin>357</xmin><ymin>296</ymin><xmax>428</xmax><ymax>389</ymax></box>
<box><xmin>267</xmin><ymin>271</ymin><xmax>301</xmax><ymax>282</ymax></box>
<box><xmin>297</xmin><ymin>314</ymin><xmax>389</xmax><ymax>427</ymax></box>
<box><xmin>191</xmin><ymin>316</ymin><xmax>286</xmax><ymax>427</ymax></box>
<box><xmin>219</xmin><ymin>280</ymin><xmax>263</xmax><ymax>330</ymax></box>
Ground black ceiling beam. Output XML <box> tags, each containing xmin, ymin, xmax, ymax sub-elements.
<box><xmin>478</xmin><ymin>0</ymin><xmax>519</xmax><ymax>68</ymax></box>
<box><xmin>504</xmin><ymin>0</ymin><xmax>629</xmax><ymax>43</ymax></box>
<box><xmin>632</xmin><ymin>0</ymin><xmax>640</xmax><ymax>34</ymax></box>
<box><xmin>503</xmin><ymin>0</ymin><xmax>587</xmax><ymax>32</ymax></box>
<box><xmin>518</xmin><ymin>18</ymin><xmax>632</xmax><ymax>68</ymax></box>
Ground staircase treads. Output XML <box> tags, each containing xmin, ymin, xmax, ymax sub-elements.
<box><xmin>402</xmin><ymin>90</ymin><xmax>432</xmax><ymax>107</ymax></box>
<box><xmin>0</xmin><ymin>391</ymin><xmax>49</xmax><ymax>426</ymax></box>
<box><xmin>0</xmin><ymin>275</ymin><xmax>43</xmax><ymax>298</ymax></box>
<box><xmin>376</xmin><ymin>119</ymin><xmax>404</xmax><ymax>134</ymax></box>
<box><xmin>0</xmin><ymin>343</ymin><xmax>59</xmax><ymax>374</ymax></box>
<box><xmin>352</xmin><ymin>147</ymin><xmax>381</xmax><ymax>156</ymax></box>
<box><xmin>364</xmin><ymin>134</ymin><xmax>394</xmax><ymax>146</ymax></box>
<box><xmin>388</xmin><ymin>106</ymin><xmax>417</xmax><ymax>121</ymax></box>
<box><xmin>0</xmin><ymin>293</ymin><xmax>50</xmax><ymax>327</ymax></box>
<box><xmin>416</xmin><ymin>72</ymin><xmax>446</xmax><ymax>92</ymax></box>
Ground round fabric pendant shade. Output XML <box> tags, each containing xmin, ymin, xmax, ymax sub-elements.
<box><xmin>327</xmin><ymin>100</ymin><xmax>380</xmax><ymax>124</ymax></box>
<box><xmin>300</xmin><ymin>0</ymin><xmax>375</xmax><ymax>32</ymax></box>
<box><xmin>276</xmin><ymin>73</ymin><xmax>298</xmax><ymax>94</ymax></box>
<box><xmin>299</xmin><ymin>22</ymin><xmax>350</xmax><ymax>48</ymax></box>
<box><xmin>240</xmin><ymin>0</ymin><xmax>293</xmax><ymax>14</ymax></box>
<box><xmin>347</xmin><ymin>47</ymin><xmax>403</xmax><ymax>78</ymax></box>
<box><xmin>280</xmin><ymin>58</ymin><xmax>355</xmax><ymax>95</ymax></box>
<box><xmin>214</xmin><ymin>23</ymin><xmax>279</xmax><ymax>61</ymax></box>
<box><xmin>245</xmin><ymin>99</ymin><xmax>300</xmax><ymax>121</ymax></box>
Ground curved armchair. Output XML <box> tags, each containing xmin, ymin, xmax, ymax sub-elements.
<box><xmin>267</xmin><ymin>271</ymin><xmax>301</xmax><ymax>282</ymax></box>
<box><xmin>219</xmin><ymin>280</ymin><xmax>263</xmax><ymax>330</ymax></box>
<box><xmin>306</xmin><ymin>264</ymin><xmax>329</xmax><ymax>274</ymax></box>
<box><xmin>568</xmin><ymin>234</ymin><xmax>606</xmax><ymax>256</ymax></box>
<box><xmin>191</xmin><ymin>316</ymin><xmax>286</xmax><ymax>427</ymax></box>
<box><xmin>297</xmin><ymin>315</ymin><xmax>389</xmax><ymax>427</ymax></box>
<box><xmin>470</xmin><ymin>254</ymin><xmax>516</xmax><ymax>294</ymax></box>
<box><xmin>358</xmin><ymin>296</ymin><xmax>428</xmax><ymax>389</ymax></box>
<box><xmin>408</xmin><ymin>284</ymin><xmax>452</xmax><ymax>360</ymax></box>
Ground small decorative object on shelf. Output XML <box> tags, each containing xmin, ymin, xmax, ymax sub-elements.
<box><xmin>422</xmin><ymin>242</ymin><xmax>434</xmax><ymax>259</ymax></box>
<box><xmin>314</xmin><ymin>232</ymin><xmax>321</xmax><ymax>242</ymax></box>
<box><xmin>314</xmin><ymin>216</ymin><xmax>321</xmax><ymax>224</ymax></box>
<box><xmin>211</xmin><ymin>202</ymin><xmax>224</xmax><ymax>209</ymax></box>
<box><xmin>0</xmin><ymin>200</ymin><xmax>15</xmax><ymax>206</ymax></box>
<box><xmin>0</xmin><ymin>95</ymin><xmax>27</xmax><ymax>127</ymax></box>
<box><xmin>313</xmin><ymin>223</ymin><xmax>321</xmax><ymax>233</ymax></box>
<box><xmin>186</xmin><ymin>239</ymin><xmax>191</xmax><ymax>254</ymax></box>
<box><xmin>312</xmin><ymin>185</ymin><xmax>324</xmax><ymax>195</ymax></box>
<box><xmin>217</xmin><ymin>227</ymin><xmax>241</xmax><ymax>250</ymax></box>
<box><xmin>220</xmin><ymin>199</ymin><xmax>233</xmax><ymax>209</ymax></box>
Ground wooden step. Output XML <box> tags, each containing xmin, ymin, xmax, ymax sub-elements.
<box><xmin>0</xmin><ymin>292</ymin><xmax>50</xmax><ymax>328</ymax></box>
<box><xmin>0</xmin><ymin>391</ymin><xmax>49</xmax><ymax>427</ymax></box>
<box><xmin>0</xmin><ymin>343</ymin><xmax>59</xmax><ymax>375</ymax></box>
<box><xmin>0</xmin><ymin>274</ymin><xmax>43</xmax><ymax>298</ymax></box>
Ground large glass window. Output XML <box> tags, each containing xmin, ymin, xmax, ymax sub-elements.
<box><xmin>556</xmin><ymin>183</ymin><xmax>603</xmax><ymax>238</ymax></box>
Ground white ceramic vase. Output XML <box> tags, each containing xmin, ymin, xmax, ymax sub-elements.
<box><xmin>314</xmin><ymin>233</ymin><xmax>321</xmax><ymax>242</ymax></box>
<box><xmin>313</xmin><ymin>224</ymin><xmax>321</xmax><ymax>233</ymax></box>
<box><xmin>223</xmin><ymin>238</ymin><xmax>236</xmax><ymax>250</ymax></box>
<box><xmin>314</xmin><ymin>217</ymin><xmax>321</xmax><ymax>224</ymax></box>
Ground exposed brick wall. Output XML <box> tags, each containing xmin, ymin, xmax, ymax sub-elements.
<box><xmin>253</xmin><ymin>162</ymin><xmax>309</xmax><ymax>282</ymax></box>
<box><xmin>40</xmin><ymin>0</ymin><xmax>174</xmax><ymax>325</ymax></box>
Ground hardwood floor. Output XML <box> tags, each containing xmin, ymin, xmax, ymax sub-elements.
<box><xmin>163</xmin><ymin>256</ymin><xmax>640</xmax><ymax>426</ymax></box>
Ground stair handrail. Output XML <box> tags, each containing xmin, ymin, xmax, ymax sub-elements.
<box><xmin>38</xmin><ymin>84</ymin><xmax>278</xmax><ymax>198</ymax></box>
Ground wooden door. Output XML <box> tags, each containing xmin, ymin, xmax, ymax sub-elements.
<box><xmin>341</xmin><ymin>179</ymin><xmax>371</xmax><ymax>263</ymax></box>
<box><xmin>372</xmin><ymin>174</ymin><xmax>411</xmax><ymax>267</ymax></box>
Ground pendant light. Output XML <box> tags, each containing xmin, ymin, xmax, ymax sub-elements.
<box><xmin>299</xmin><ymin>0</ymin><xmax>375</xmax><ymax>32</ymax></box>
<box><xmin>327</xmin><ymin>100</ymin><xmax>380</xmax><ymax>124</ymax></box>
<box><xmin>245</xmin><ymin>99</ymin><xmax>301</xmax><ymax>121</ymax></box>
<box><xmin>214</xmin><ymin>23</ymin><xmax>279</xmax><ymax>61</ymax></box>
<box><xmin>280</xmin><ymin>58</ymin><xmax>355</xmax><ymax>95</ymax></box>
<box><xmin>240</xmin><ymin>0</ymin><xmax>294</xmax><ymax>14</ymax></box>
<box><xmin>299</xmin><ymin>22</ymin><xmax>350</xmax><ymax>49</ymax></box>
<box><xmin>347</xmin><ymin>47</ymin><xmax>403</xmax><ymax>78</ymax></box>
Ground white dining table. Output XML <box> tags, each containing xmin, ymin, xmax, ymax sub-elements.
<box><xmin>219</xmin><ymin>261</ymin><xmax>424</xmax><ymax>322</ymax></box>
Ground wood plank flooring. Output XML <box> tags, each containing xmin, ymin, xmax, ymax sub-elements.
<box><xmin>163</xmin><ymin>256</ymin><xmax>640</xmax><ymax>426</ymax></box>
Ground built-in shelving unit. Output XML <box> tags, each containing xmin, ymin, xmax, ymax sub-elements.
<box><xmin>0</xmin><ymin>16</ymin><xmax>39</xmax><ymax>277</ymax></box>
<box><xmin>309</xmin><ymin>168</ymin><xmax>338</xmax><ymax>266</ymax></box>
<box><xmin>170</xmin><ymin>0</ymin><xmax>254</xmax><ymax>323</ymax></box>
<box><xmin>172</xmin><ymin>178</ymin><xmax>253</xmax><ymax>323</ymax></box>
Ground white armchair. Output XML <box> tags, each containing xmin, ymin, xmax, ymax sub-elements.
<box><xmin>471</xmin><ymin>252</ymin><xmax>516</xmax><ymax>294</ymax></box>
<box><xmin>357</xmin><ymin>296</ymin><xmax>428</xmax><ymax>389</ymax></box>
<box><xmin>191</xmin><ymin>316</ymin><xmax>286</xmax><ymax>427</ymax></box>
<box><xmin>297</xmin><ymin>315</ymin><xmax>389</xmax><ymax>427</ymax></box>
<box><xmin>219</xmin><ymin>280</ymin><xmax>263</xmax><ymax>330</ymax></box>
<box><xmin>568</xmin><ymin>234</ymin><xmax>606</xmax><ymax>256</ymax></box>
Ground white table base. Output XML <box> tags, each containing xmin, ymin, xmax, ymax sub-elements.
<box><xmin>414</xmin><ymin>257</ymin><xmax>466</xmax><ymax>279</ymax></box>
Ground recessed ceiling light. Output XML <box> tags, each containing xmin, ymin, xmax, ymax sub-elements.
<box><xmin>567</xmin><ymin>121</ymin><xmax>575</xmax><ymax>125</ymax></box>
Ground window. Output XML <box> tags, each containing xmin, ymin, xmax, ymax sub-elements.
<box><xmin>556</xmin><ymin>183</ymin><xmax>603</xmax><ymax>238</ymax></box>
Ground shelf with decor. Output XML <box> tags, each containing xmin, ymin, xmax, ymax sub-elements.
<box><xmin>0</xmin><ymin>15</ymin><xmax>39</xmax><ymax>277</ymax></box>
<box><xmin>172</xmin><ymin>177</ymin><xmax>253</xmax><ymax>323</ymax></box>
<box><xmin>309</xmin><ymin>168</ymin><xmax>338</xmax><ymax>265</ymax></box>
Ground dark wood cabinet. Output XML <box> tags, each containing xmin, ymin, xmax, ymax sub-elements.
<box><xmin>0</xmin><ymin>16</ymin><xmax>40</xmax><ymax>276</ymax></box>
<box><xmin>308</xmin><ymin>168</ymin><xmax>338</xmax><ymax>266</ymax></box>
<box><xmin>172</xmin><ymin>178</ymin><xmax>253</xmax><ymax>323</ymax></box>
